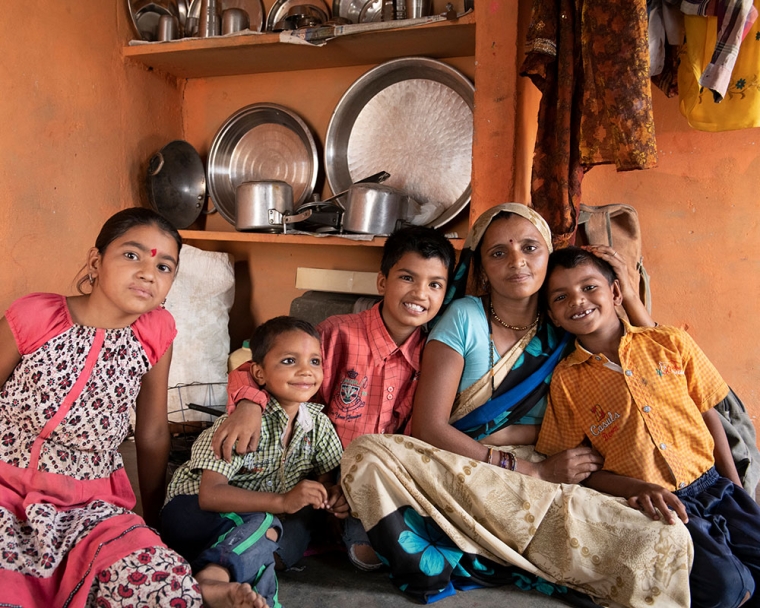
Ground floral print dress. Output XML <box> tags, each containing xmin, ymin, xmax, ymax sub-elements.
<box><xmin>0</xmin><ymin>293</ymin><xmax>201</xmax><ymax>608</ymax></box>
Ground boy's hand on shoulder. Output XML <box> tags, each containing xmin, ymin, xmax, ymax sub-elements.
<box><xmin>213</xmin><ymin>399</ymin><xmax>264</xmax><ymax>462</ymax></box>
<box><xmin>281</xmin><ymin>479</ymin><xmax>329</xmax><ymax>514</ymax></box>
<box><xmin>325</xmin><ymin>483</ymin><xmax>350</xmax><ymax>519</ymax></box>
<box><xmin>628</xmin><ymin>482</ymin><xmax>688</xmax><ymax>525</ymax></box>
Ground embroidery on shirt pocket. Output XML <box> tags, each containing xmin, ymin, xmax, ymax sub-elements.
<box><xmin>655</xmin><ymin>360</ymin><xmax>685</xmax><ymax>377</ymax></box>
<box><xmin>336</xmin><ymin>369</ymin><xmax>368</xmax><ymax>415</ymax></box>
<box><xmin>588</xmin><ymin>404</ymin><xmax>622</xmax><ymax>440</ymax></box>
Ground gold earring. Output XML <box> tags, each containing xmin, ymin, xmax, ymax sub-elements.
<box><xmin>88</xmin><ymin>274</ymin><xmax>94</xmax><ymax>285</ymax></box>
<box><xmin>161</xmin><ymin>299</ymin><xmax>167</xmax><ymax>308</ymax></box>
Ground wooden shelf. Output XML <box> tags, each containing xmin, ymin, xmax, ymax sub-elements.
<box><xmin>179</xmin><ymin>229</ymin><xmax>465</xmax><ymax>249</ymax></box>
<box><xmin>123</xmin><ymin>14</ymin><xmax>475</xmax><ymax>78</ymax></box>
<box><xmin>181</xmin><ymin>229</ymin><xmax>384</xmax><ymax>246</ymax></box>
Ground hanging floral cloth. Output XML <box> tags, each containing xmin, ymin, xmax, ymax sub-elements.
<box><xmin>520</xmin><ymin>0</ymin><xmax>657</xmax><ymax>247</ymax></box>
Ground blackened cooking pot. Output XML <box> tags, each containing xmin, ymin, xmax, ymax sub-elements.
<box><xmin>146</xmin><ymin>140</ymin><xmax>206</xmax><ymax>230</ymax></box>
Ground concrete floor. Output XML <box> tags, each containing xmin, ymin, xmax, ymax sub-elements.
<box><xmin>276</xmin><ymin>551</ymin><xmax>568</xmax><ymax>608</ymax></box>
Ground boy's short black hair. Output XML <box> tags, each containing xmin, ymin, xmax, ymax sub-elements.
<box><xmin>545</xmin><ymin>246</ymin><xmax>618</xmax><ymax>290</ymax></box>
<box><xmin>249</xmin><ymin>316</ymin><xmax>321</xmax><ymax>364</ymax></box>
<box><xmin>380</xmin><ymin>225</ymin><xmax>456</xmax><ymax>280</ymax></box>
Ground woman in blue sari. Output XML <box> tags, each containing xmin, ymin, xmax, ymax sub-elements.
<box><xmin>341</xmin><ymin>204</ymin><xmax>693</xmax><ymax>608</ymax></box>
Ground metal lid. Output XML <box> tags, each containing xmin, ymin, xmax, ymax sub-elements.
<box><xmin>146</xmin><ymin>140</ymin><xmax>206</xmax><ymax>230</ymax></box>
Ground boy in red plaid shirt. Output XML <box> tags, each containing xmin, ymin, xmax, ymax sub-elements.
<box><xmin>213</xmin><ymin>226</ymin><xmax>455</xmax><ymax>570</ymax></box>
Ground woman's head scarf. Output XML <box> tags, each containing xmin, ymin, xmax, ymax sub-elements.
<box><xmin>443</xmin><ymin>203</ymin><xmax>553</xmax><ymax>307</ymax></box>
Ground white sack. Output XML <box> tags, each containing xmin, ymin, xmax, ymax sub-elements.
<box><xmin>164</xmin><ymin>245</ymin><xmax>235</xmax><ymax>422</ymax></box>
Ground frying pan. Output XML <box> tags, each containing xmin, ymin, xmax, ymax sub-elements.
<box><xmin>146</xmin><ymin>140</ymin><xmax>207</xmax><ymax>230</ymax></box>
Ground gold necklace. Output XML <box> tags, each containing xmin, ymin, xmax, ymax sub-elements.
<box><xmin>489</xmin><ymin>301</ymin><xmax>539</xmax><ymax>332</ymax></box>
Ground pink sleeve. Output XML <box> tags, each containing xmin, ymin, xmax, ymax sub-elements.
<box><xmin>226</xmin><ymin>363</ymin><xmax>268</xmax><ymax>414</ymax></box>
<box><xmin>316</xmin><ymin>318</ymin><xmax>341</xmax><ymax>407</ymax></box>
<box><xmin>131</xmin><ymin>308</ymin><xmax>177</xmax><ymax>366</ymax></box>
<box><xmin>5</xmin><ymin>293</ymin><xmax>71</xmax><ymax>355</ymax></box>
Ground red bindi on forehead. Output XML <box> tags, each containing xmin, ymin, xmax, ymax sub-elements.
<box><xmin>150</xmin><ymin>249</ymin><xmax>157</xmax><ymax>257</ymax></box>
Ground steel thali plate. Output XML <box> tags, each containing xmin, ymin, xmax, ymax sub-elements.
<box><xmin>325</xmin><ymin>57</ymin><xmax>473</xmax><ymax>229</ymax></box>
<box><xmin>207</xmin><ymin>103</ymin><xmax>319</xmax><ymax>225</ymax></box>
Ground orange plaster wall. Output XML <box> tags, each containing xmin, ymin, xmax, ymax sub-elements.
<box><xmin>0</xmin><ymin>4</ymin><xmax>182</xmax><ymax>312</ymax></box>
<box><xmin>581</xmin><ymin>90</ymin><xmax>760</xmax><ymax>429</ymax></box>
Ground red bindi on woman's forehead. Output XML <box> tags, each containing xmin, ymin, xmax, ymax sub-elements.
<box><xmin>150</xmin><ymin>249</ymin><xmax>157</xmax><ymax>257</ymax></box>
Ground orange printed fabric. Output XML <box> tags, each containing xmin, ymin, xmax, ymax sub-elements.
<box><xmin>520</xmin><ymin>0</ymin><xmax>657</xmax><ymax>247</ymax></box>
<box><xmin>537</xmin><ymin>322</ymin><xmax>729</xmax><ymax>491</ymax></box>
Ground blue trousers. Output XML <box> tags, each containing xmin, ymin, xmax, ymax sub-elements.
<box><xmin>675</xmin><ymin>468</ymin><xmax>760</xmax><ymax>608</ymax></box>
<box><xmin>161</xmin><ymin>495</ymin><xmax>304</xmax><ymax>606</ymax></box>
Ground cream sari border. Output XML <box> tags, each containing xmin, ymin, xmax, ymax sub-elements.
<box><xmin>448</xmin><ymin>327</ymin><xmax>537</xmax><ymax>425</ymax></box>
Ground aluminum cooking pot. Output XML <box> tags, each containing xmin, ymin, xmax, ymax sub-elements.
<box><xmin>342</xmin><ymin>183</ymin><xmax>409</xmax><ymax>235</ymax></box>
<box><xmin>235</xmin><ymin>181</ymin><xmax>312</xmax><ymax>232</ymax></box>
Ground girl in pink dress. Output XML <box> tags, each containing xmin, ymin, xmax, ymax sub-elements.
<box><xmin>0</xmin><ymin>209</ymin><xmax>264</xmax><ymax>608</ymax></box>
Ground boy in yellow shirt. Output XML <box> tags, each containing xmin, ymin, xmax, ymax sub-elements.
<box><xmin>537</xmin><ymin>246</ymin><xmax>760</xmax><ymax>608</ymax></box>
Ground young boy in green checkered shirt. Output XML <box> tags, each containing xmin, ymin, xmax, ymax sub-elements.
<box><xmin>161</xmin><ymin>317</ymin><xmax>346</xmax><ymax>607</ymax></box>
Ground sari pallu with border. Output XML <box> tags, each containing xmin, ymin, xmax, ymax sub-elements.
<box><xmin>341</xmin><ymin>322</ymin><xmax>694</xmax><ymax>608</ymax></box>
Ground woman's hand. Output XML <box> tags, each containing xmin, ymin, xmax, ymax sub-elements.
<box><xmin>584</xmin><ymin>244</ymin><xmax>654</xmax><ymax>328</ymax></box>
<box><xmin>532</xmin><ymin>446</ymin><xmax>603</xmax><ymax>484</ymax></box>
<box><xmin>584</xmin><ymin>245</ymin><xmax>637</xmax><ymax>300</ymax></box>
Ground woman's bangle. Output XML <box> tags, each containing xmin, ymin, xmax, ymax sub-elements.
<box><xmin>485</xmin><ymin>446</ymin><xmax>494</xmax><ymax>465</ymax></box>
<box><xmin>498</xmin><ymin>450</ymin><xmax>516</xmax><ymax>471</ymax></box>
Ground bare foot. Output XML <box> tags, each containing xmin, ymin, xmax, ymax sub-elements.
<box><xmin>196</xmin><ymin>564</ymin><xmax>268</xmax><ymax>608</ymax></box>
<box><xmin>199</xmin><ymin>579</ymin><xmax>267</xmax><ymax>608</ymax></box>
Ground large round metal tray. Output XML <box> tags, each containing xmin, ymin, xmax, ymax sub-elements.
<box><xmin>325</xmin><ymin>57</ymin><xmax>473</xmax><ymax>229</ymax></box>
<box><xmin>207</xmin><ymin>103</ymin><xmax>319</xmax><ymax>225</ymax></box>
